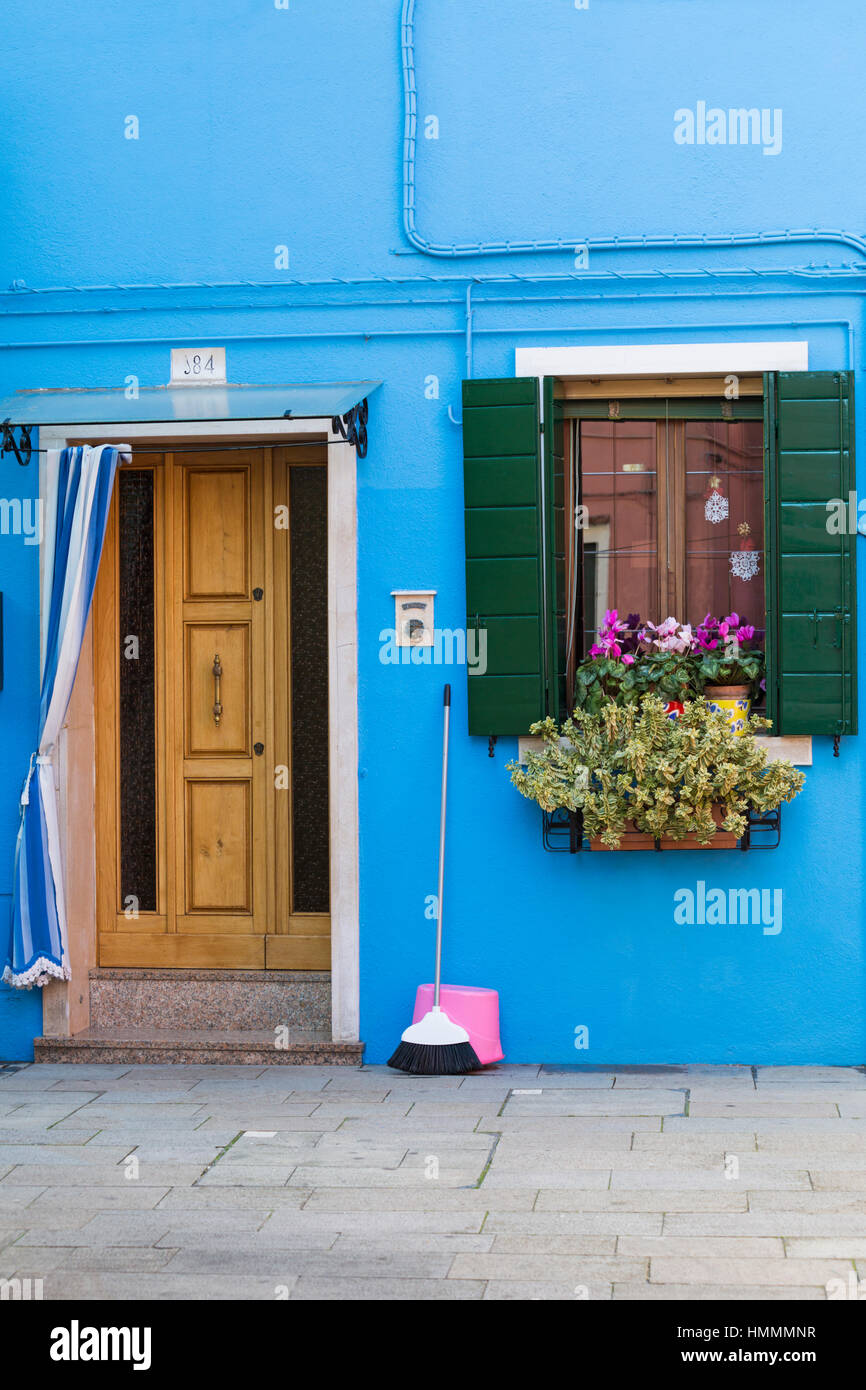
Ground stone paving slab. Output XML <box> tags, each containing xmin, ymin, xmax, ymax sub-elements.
<box><xmin>197</xmin><ymin>1113</ymin><xmax>343</xmax><ymax>1131</ymax></box>
<box><xmin>297</xmin><ymin>1187</ymin><xmax>535</xmax><ymax>1211</ymax></box>
<box><xmin>618</xmin><ymin>1235</ymin><xmax>784</xmax><ymax>1257</ymax></box>
<box><xmin>689</xmin><ymin>1101</ymin><xmax>840</xmax><ymax>1118</ymax></box>
<box><xmin>750</xmin><ymin>1191</ymin><xmax>866</xmax><ymax>1212</ymax></box>
<box><xmin>754</xmin><ymin>1068</ymin><xmax>866</xmax><ymax>1085</ymax></box>
<box><xmin>331</xmin><ymin>1233</ymin><xmax>494</xmax><ymax>1254</ymax></box>
<box><xmin>484</xmin><ymin>1212</ymin><xmax>665</xmax><ymax>1235</ymax></box>
<box><xmin>154</xmin><ymin>1187</ymin><xmax>309</xmax><ymax>1210</ymax></box>
<box><xmin>0</xmin><ymin>1187</ymin><xmax>48</xmax><ymax>1211</ymax></box>
<box><xmin>664</xmin><ymin>1116</ymin><xmax>866</xmax><ymax>1133</ymax></box>
<box><xmin>788</xmin><ymin>1238</ymin><xmax>866</xmax><ymax>1257</ymax></box>
<box><xmin>287</xmin><ymin>1277</ymin><xmax>484</xmax><ymax>1299</ymax></box>
<box><xmin>612</xmin><ymin>1283</ymin><xmax>826</xmax><ymax>1301</ymax></box>
<box><xmin>535</xmin><ymin>1190</ymin><xmax>749</xmax><ymax>1211</ymax></box>
<box><xmin>23</xmin><ymin>1272</ymin><xmax>290</xmax><ymax>1299</ymax></box>
<box><xmin>2</xmin><ymin>1061</ymin><xmax>866</xmax><ymax>1300</ymax></box>
<box><xmin>648</xmin><ymin>1256</ymin><xmax>853</xmax><ymax>1286</ymax></box>
<box><xmin>448</xmin><ymin>1253</ymin><xmax>649</xmax><ymax>1282</ymax></box>
<box><xmin>0</xmin><ymin>1164</ymin><xmax>209</xmax><ymax>1186</ymax></box>
<box><xmin>0</xmin><ymin>1247</ymin><xmax>77</xmax><ymax>1277</ymax></box>
<box><xmin>486</xmin><ymin>1233</ymin><xmax>618</xmax><ymax>1254</ymax></box>
<box><xmin>609</xmin><ymin>1167</ymin><xmax>811</xmax><ymax>1190</ymax></box>
<box><xmin>482</xmin><ymin>1116</ymin><xmax>663</xmax><ymax>1133</ymax></box>
<box><xmin>482</xmin><ymin>1279</ymin><xmax>613</xmax><ymax>1299</ymax></box>
<box><xmin>58</xmin><ymin>1247</ymin><xmax>177</xmax><ymax>1272</ymax></box>
<box><xmin>501</xmin><ymin>1092</ymin><xmax>688</xmax><ymax>1116</ymax></box>
<box><xmin>810</xmin><ymin>1170</ymin><xmax>866</xmax><ymax>1189</ymax></box>
<box><xmin>260</xmin><ymin>1211</ymin><xmax>487</xmax><ymax>1234</ymax></box>
<box><xmin>482</xmin><ymin>1169</ymin><xmax>611</xmax><ymax>1190</ymax></box>
<box><xmin>663</xmin><ymin>1213</ymin><xmax>866</xmax><ymax>1236</ymax></box>
<box><xmin>491</xmin><ymin>1146</ymin><xmax>725</xmax><ymax>1168</ymax></box>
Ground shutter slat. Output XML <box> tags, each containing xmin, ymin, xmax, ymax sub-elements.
<box><xmin>768</xmin><ymin>370</ymin><xmax>857</xmax><ymax>736</ymax></box>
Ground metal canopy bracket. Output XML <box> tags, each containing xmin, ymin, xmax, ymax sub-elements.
<box><xmin>0</xmin><ymin>420</ymin><xmax>32</xmax><ymax>466</ymax></box>
<box><xmin>331</xmin><ymin>397</ymin><xmax>369</xmax><ymax>458</ymax></box>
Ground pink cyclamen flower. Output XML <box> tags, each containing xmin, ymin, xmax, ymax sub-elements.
<box><xmin>622</xmin><ymin>653</ymin><xmax>635</xmax><ymax>665</ymax></box>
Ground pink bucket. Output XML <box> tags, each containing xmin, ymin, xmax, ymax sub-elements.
<box><xmin>412</xmin><ymin>984</ymin><xmax>504</xmax><ymax>1066</ymax></box>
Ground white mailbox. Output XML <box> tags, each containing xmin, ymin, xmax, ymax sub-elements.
<box><xmin>392</xmin><ymin>590</ymin><xmax>436</xmax><ymax>647</ymax></box>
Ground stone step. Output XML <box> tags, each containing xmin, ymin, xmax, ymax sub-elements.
<box><xmin>88</xmin><ymin>968</ymin><xmax>330</xmax><ymax>1032</ymax></box>
<box><xmin>34</xmin><ymin>1027</ymin><xmax>363</xmax><ymax>1066</ymax></box>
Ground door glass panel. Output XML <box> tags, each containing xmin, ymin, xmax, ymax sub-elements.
<box><xmin>289</xmin><ymin>466</ymin><xmax>330</xmax><ymax>913</ymax></box>
<box><xmin>579</xmin><ymin>420</ymin><xmax>658</xmax><ymax>642</ymax></box>
<box><xmin>118</xmin><ymin>468</ymin><xmax>157</xmax><ymax>912</ymax></box>
<box><xmin>684</xmin><ymin>420</ymin><xmax>765</xmax><ymax>631</ymax></box>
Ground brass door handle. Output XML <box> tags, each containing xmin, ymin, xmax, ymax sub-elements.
<box><xmin>212</xmin><ymin>654</ymin><xmax>223</xmax><ymax>726</ymax></box>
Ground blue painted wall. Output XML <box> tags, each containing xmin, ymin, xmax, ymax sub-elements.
<box><xmin>1</xmin><ymin>0</ymin><xmax>864</xmax><ymax>1062</ymax></box>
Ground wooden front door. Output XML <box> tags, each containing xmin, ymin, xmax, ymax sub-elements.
<box><xmin>94</xmin><ymin>446</ymin><xmax>330</xmax><ymax>969</ymax></box>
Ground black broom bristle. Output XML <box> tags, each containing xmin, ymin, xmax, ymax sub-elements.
<box><xmin>387</xmin><ymin>1040</ymin><xmax>482</xmax><ymax>1076</ymax></box>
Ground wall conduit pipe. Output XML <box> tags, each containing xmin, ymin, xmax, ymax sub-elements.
<box><xmin>400</xmin><ymin>0</ymin><xmax>866</xmax><ymax>267</ymax></box>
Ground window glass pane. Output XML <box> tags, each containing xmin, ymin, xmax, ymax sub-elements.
<box><xmin>118</xmin><ymin>469</ymin><xmax>157</xmax><ymax>912</ymax></box>
<box><xmin>579</xmin><ymin>420</ymin><xmax>658</xmax><ymax>641</ymax></box>
<box><xmin>684</xmin><ymin>420</ymin><xmax>765</xmax><ymax>632</ymax></box>
<box><xmin>289</xmin><ymin>466</ymin><xmax>330</xmax><ymax>914</ymax></box>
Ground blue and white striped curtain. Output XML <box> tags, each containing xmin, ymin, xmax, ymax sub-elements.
<box><xmin>3</xmin><ymin>445</ymin><xmax>127</xmax><ymax>988</ymax></box>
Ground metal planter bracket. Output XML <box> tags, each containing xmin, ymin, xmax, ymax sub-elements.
<box><xmin>542</xmin><ymin>805</ymin><xmax>781</xmax><ymax>854</ymax></box>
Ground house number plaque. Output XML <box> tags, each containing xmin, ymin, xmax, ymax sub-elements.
<box><xmin>170</xmin><ymin>347</ymin><xmax>227</xmax><ymax>385</ymax></box>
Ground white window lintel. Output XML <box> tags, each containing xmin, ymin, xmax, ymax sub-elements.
<box><xmin>515</xmin><ymin>341</ymin><xmax>809</xmax><ymax>378</ymax></box>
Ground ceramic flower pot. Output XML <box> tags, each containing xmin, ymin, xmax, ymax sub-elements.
<box><xmin>663</xmin><ymin>700</ymin><xmax>685</xmax><ymax>719</ymax></box>
<box><xmin>704</xmin><ymin>684</ymin><xmax>751</xmax><ymax>735</ymax></box>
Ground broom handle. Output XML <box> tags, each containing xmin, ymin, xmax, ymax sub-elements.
<box><xmin>433</xmin><ymin>684</ymin><xmax>450</xmax><ymax>1007</ymax></box>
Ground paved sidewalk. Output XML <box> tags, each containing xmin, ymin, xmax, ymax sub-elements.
<box><xmin>1</xmin><ymin>1062</ymin><xmax>865</xmax><ymax>1300</ymax></box>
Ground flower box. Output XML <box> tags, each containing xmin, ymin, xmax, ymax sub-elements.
<box><xmin>589</xmin><ymin>803</ymin><xmax>738</xmax><ymax>852</ymax></box>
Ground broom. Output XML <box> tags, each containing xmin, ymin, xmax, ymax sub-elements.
<box><xmin>388</xmin><ymin>684</ymin><xmax>481</xmax><ymax>1076</ymax></box>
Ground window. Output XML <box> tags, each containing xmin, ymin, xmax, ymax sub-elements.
<box><xmin>462</xmin><ymin>371</ymin><xmax>856</xmax><ymax>739</ymax></box>
<box><xmin>565</xmin><ymin>400</ymin><xmax>766</xmax><ymax>708</ymax></box>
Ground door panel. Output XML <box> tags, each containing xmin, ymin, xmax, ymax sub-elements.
<box><xmin>185</xmin><ymin>623</ymin><xmax>250</xmax><ymax>756</ymax></box>
<box><xmin>184</xmin><ymin>467</ymin><xmax>249</xmax><ymax>598</ymax></box>
<box><xmin>185</xmin><ymin>779</ymin><xmax>251</xmax><ymax>914</ymax></box>
<box><xmin>94</xmin><ymin>444</ymin><xmax>331</xmax><ymax>970</ymax></box>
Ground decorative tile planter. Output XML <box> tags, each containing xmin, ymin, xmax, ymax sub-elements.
<box><xmin>704</xmin><ymin>684</ymin><xmax>752</xmax><ymax>734</ymax></box>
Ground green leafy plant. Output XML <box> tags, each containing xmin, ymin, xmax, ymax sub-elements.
<box><xmin>508</xmin><ymin>696</ymin><xmax>804</xmax><ymax>848</ymax></box>
<box><xmin>694</xmin><ymin>612</ymin><xmax>765</xmax><ymax>692</ymax></box>
<box><xmin>696</xmin><ymin>647</ymin><xmax>765</xmax><ymax>691</ymax></box>
<box><xmin>573</xmin><ymin>648</ymin><xmax>701</xmax><ymax>712</ymax></box>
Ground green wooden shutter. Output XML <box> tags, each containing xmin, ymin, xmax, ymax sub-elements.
<box><xmin>765</xmin><ymin>370</ymin><xmax>857</xmax><ymax>736</ymax></box>
<box><xmin>462</xmin><ymin>377</ymin><xmax>546</xmax><ymax>735</ymax></box>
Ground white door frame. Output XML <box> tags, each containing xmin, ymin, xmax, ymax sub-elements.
<box><xmin>38</xmin><ymin>416</ymin><xmax>360</xmax><ymax>1044</ymax></box>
